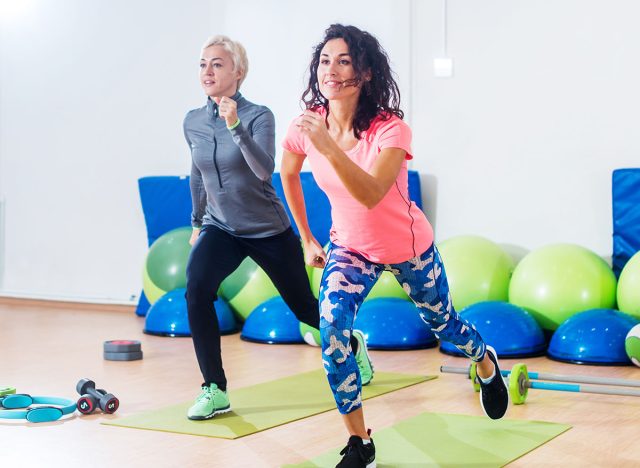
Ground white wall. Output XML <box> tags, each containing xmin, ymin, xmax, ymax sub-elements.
<box><xmin>1</xmin><ymin>0</ymin><xmax>638</xmax><ymax>302</ymax></box>
<box><xmin>412</xmin><ymin>0</ymin><xmax>640</xmax><ymax>252</ymax></box>
<box><xmin>0</xmin><ymin>0</ymin><xmax>212</xmax><ymax>301</ymax></box>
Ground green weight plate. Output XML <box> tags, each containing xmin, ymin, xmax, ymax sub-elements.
<box><xmin>470</xmin><ymin>362</ymin><xmax>480</xmax><ymax>393</ymax></box>
<box><xmin>509</xmin><ymin>363</ymin><xmax>528</xmax><ymax>405</ymax></box>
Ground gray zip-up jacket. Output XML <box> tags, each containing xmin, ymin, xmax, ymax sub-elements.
<box><xmin>184</xmin><ymin>92</ymin><xmax>290</xmax><ymax>237</ymax></box>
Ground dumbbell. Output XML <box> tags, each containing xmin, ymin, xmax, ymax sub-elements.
<box><xmin>76</xmin><ymin>378</ymin><xmax>119</xmax><ymax>414</ymax></box>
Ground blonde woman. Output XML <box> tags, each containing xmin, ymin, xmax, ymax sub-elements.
<box><xmin>183</xmin><ymin>35</ymin><xmax>373</xmax><ymax>420</ymax></box>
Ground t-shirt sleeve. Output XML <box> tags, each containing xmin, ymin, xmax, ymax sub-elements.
<box><xmin>282</xmin><ymin>117</ymin><xmax>307</xmax><ymax>155</ymax></box>
<box><xmin>377</xmin><ymin>118</ymin><xmax>413</xmax><ymax>160</ymax></box>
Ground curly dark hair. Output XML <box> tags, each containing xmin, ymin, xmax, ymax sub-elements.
<box><xmin>302</xmin><ymin>24</ymin><xmax>404</xmax><ymax>139</ymax></box>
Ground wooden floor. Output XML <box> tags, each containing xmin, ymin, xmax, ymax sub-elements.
<box><xmin>1</xmin><ymin>299</ymin><xmax>639</xmax><ymax>468</ymax></box>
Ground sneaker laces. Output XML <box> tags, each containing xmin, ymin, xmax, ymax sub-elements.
<box><xmin>196</xmin><ymin>386</ymin><xmax>213</xmax><ymax>403</ymax></box>
<box><xmin>339</xmin><ymin>437</ymin><xmax>368</xmax><ymax>461</ymax></box>
<box><xmin>339</xmin><ymin>431</ymin><xmax>372</xmax><ymax>462</ymax></box>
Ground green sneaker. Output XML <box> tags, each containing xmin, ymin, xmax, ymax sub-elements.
<box><xmin>187</xmin><ymin>383</ymin><xmax>231</xmax><ymax>420</ymax></box>
<box><xmin>353</xmin><ymin>329</ymin><xmax>374</xmax><ymax>386</ymax></box>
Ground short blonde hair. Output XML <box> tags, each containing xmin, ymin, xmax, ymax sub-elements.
<box><xmin>201</xmin><ymin>35</ymin><xmax>249</xmax><ymax>89</ymax></box>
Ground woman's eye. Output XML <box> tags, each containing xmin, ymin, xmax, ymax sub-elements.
<box><xmin>340</xmin><ymin>60</ymin><xmax>351</xmax><ymax>65</ymax></box>
<box><xmin>320</xmin><ymin>59</ymin><xmax>330</xmax><ymax>65</ymax></box>
<box><xmin>199</xmin><ymin>63</ymin><xmax>206</xmax><ymax>68</ymax></box>
<box><xmin>213</xmin><ymin>63</ymin><xmax>222</xmax><ymax>68</ymax></box>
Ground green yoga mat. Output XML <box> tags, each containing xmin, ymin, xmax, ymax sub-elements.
<box><xmin>287</xmin><ymin>412</ymin><xmax>571</xmax><ymax>467</ymax></box>
<box><xmin>103</xmin><ymin>370</ymin><xmax>434</xmax><ymax>439</ymax></box>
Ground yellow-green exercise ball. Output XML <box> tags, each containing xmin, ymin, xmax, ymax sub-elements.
<box><xmin>437</xmin><ymin>235</ymin><xmax>515</xmax><ymax>311</ymax></box>
<box><xmin>311</xmin><ymin>250</ymin><xmax>408</xmax><ymax>301</ymax></box>
<box><xmin>300</xmin><ymin>323</ymin><xmax>321</xmax><ymax>346</ymax></box>
<box><xmin>142</xmin><ymin>264</ymin><xmax>167</xmax><ymax>305</ymax></box>
<box><xmin>145</xmin><ymin>227</ymin><xmax>192</xmax><ymax>293</ymax></box>
<box><xmin>228</xmin><ymin>265</ymin><xmax>278</xmax><ymax>321</ymax></box>
<box><xmin>625</xmin><ymin>323</ymin><xmax>640</xmax><ymax>367</ymax></box>
<box><xmin>509</xmin><ymin>243</ymin><xmax>617</xmax><ymax>331</ymax></box>
<box><xmin>617</xmin><ymin>251</ymin><xmax>640</xmax><ymax>320</ymax></box>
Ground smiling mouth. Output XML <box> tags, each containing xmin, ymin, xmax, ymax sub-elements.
<box><xmin>203</xmin><ymin>80</ymin><xmax>216</xmax><ymax>86</ymax></box>
<box><xmin>323</xmin><ymin>78</ymin><xmax>360</xmax><ymax>89</ymax></box>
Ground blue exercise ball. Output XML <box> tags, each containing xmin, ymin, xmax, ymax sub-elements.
<box><xmin>548</xmin><ymin>308</ymin><xmax>640</xmax><ymax>365</ymax></box>
<box><xmin>144</xmin><ymin>288</ymin><xmax>237</xmax><ymax>337</ymax></box>
<box><xmin>353</xmin><ymin>298</ymin><xmax>438</xmax><ymax>350</ymax></box>
<box><xmin>439</xmin><ymin>301</ymin><xmax>546</xmax><ymax>358</ymax></box>
<box><xmin>240</xmin><ymin>297</ymin><xmax>304</xmax><ymax>344</ymax></box>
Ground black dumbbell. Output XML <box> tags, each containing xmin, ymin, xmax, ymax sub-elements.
<box><xmin>76</xmin><ymin>378</ymin><xmax>119</xmax><ymax>414</ymax></box>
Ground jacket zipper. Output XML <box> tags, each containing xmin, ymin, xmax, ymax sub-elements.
<box><xmin>211</xmin><ymin>109</ymin><xmax>223</xmax><ymax>189</ymax></box>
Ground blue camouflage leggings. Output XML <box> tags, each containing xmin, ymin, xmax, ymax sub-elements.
<box><xmin>319</xmin><ymin>242</ymin><xmax>487</xmax><ymax>414</ymax></box>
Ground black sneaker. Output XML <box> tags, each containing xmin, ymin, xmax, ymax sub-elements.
<box><xmin>336</xmin><ymin>432</ymin><xmax>376</xmax><ymax>468</ymax></box>
<box><xmin>478</xmin><ymin>345</ymin><xmax>509</xmax><ymax>419</ymax></box>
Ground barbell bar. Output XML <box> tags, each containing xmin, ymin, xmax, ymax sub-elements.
<box><xmin>441</xmin><ymin>363</ymin><xmax>640</xmax><ymax>405</ymax></box>
<box><xmin>440</xmin><ymin>364</ymin><xmax>640</xmax><ymax>388</ymax></box>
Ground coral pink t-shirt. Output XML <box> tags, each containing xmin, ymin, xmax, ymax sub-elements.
<box><xmin>282</xmin><ymin>111</ymin><xmax>434</xmax><ymax>264</ymax></box>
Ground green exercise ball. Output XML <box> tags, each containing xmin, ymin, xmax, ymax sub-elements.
<box><xmin>220</xmin><ymin>256</ymin><xmax>259</xmax><ymax>301</ymax></box>
<box><xmin>142</xmin><ymin>264</ymin><xmax>167</xmax><ymax>305</ymax></box>
<box><xmin>368</xmin><ymin>271</ymin><xmax>409</xmax><ymax>300</ymax></box>
<box><xmin>145</xmin><ymin>227</ymin><xmax>192</xmax><ymax>293</ymax></box>
<box><xmin>311</xmin><ymin>245</ymin><xmax>409</xmax><ymax>301</ymax></box>
<box><xmin>311</xmin><ymin>263</ymin><xmax>323</xmax><ymax>299</ymax></box>
<box><xmin>228</xmin><ymin>266</ymin><xmax>278</xmax><ymax>320</ymax></box>
<box><xmin>618</xmin><ymin>251</ymin><xmax>640</xmax><ymax>320</ymax></box>
<box><xmin>313</xmin><ymin>264</ymin><xmax>408</xmax><ymax>302</ymax></box>
<box><xmin>310</xmin><ymin>246</ymin><xmax>409</xmax><ymax>301</ymax></box>
<box><xmin>625</xmin><ymin>324</ymin><xmax>640</xmax><ymax>367</ymax></box>
<box><xmin>309</xmin><ymin>243</ymin><xmax>330</xmax><ymax>298</ymax></box>
<box><xmin>437</xmin><ymin>235</ymin><xmax>515</xmax><ymax>311</ymax></box>
<box><xmin>300</xmin><ymin>323</ymin><xmax>321</xmax><ymax>346</ymax></box>
<box><xmin>305</xmin><ymin>263</ymin><xmax>315</xmax><ymax>290</ymax></box>
<box><xmin>509</xmin><ymin>243</ymin><xmax>617</xmax><ymax>331</ymax></box>
<box><xmin>300</xmin><ymin>240</ymin><xmax>316</xmax><ymax>290</ymax></box>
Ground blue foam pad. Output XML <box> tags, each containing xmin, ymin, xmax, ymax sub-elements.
<box><xmin>612</xmin><ymin>168</ymin><xmax>640</xmax><ymax>277</ymax></box>
<box><xmin>137</xmin><ymin>176</ymin><xmax>192</xmax><ymax>316</ymax></box>
<box><xmin>138</xmin><ymin>176</ymin><xmax>192</xmax><ymax>247</ymax></box>
<box><xmin>135</xmin><ymin>290</ymin><xmax>151</xmax><ymax>317</ymax></box>
<box><xmin>137</xmin><ymin>171</ymin><xmax>424</xmax><ymax>314</ymax></box>
<box><xmin>271</xmin><ymin>171</ymin><xmax>423</xmax><ymax>247</ymax></box>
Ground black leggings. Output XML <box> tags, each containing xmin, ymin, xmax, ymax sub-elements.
<box><xmin>185</xmin><ymin>225</ymin><xmax>320</xmax><ymax>391</ymax></box>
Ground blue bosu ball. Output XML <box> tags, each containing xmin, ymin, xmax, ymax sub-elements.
<box><xmin>439</xmin><ymin>301</ymin><xmax>546</xmax><ymax>358</ymax></box>
<box><xmin>353</xmin><ymin>298</ymin><xmax>438</xmax><ymax>350</ymax></box>
<box><xmin>215</xmin><ymin>298</ymin><xmax>238</xmax><ymax>335</ymax></box>
<box><xmin>144</xmin><ymin>288</ymin><xmax>237</xmax><ymax>337</ymax></box>
<box><xmin>240</xmin><ymin>297</ymin><xmax>304</xmax><ymax>344</ymax></box>
<box><xmin>548</xmin><ymin>308</ymin><xmax>639</xmax><ymax>365</ymax></box>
